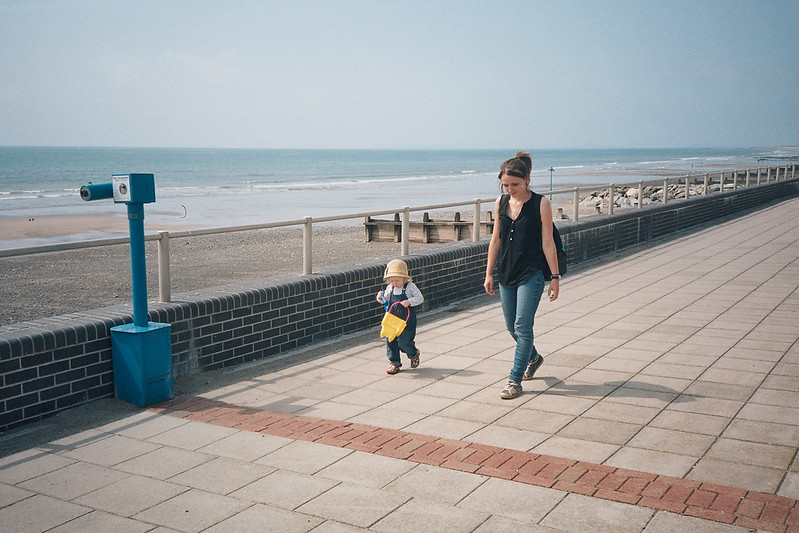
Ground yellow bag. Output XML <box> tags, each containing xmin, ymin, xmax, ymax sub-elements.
<box><xmin>379</xmin><ymin>302</ymin><xmax>410</xmax><ymax>342</ymax></box>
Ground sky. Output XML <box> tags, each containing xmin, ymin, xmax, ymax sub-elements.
<box><xmin>1</xmin><ymin>0</ymin><xmax>798</xmax><ymax>150</ymax></box>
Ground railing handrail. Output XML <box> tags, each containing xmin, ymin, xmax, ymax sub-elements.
<box><xmin>2</xmin><ymin>164</ymin><xmax>796</xmax><ymax>303</ymax></box>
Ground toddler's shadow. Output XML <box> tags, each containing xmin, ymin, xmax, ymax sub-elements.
<box><xmin>405</xmin><ymin>366</ymin><xmax>481</xmax><ymax>381</ymax></box>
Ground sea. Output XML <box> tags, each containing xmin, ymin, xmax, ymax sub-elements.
<box><xmin>1</xmin><ymin>146</ymin><xmax>797</xmax><ymax>249</ymax></box>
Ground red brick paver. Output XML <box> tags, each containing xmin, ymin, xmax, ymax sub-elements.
<box><xmin>153</xmin><ymin>396</ymin><xmax>799</xmax><ymax>533</ymax></box>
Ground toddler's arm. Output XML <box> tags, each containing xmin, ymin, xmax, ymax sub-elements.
<box><xmin>377</xmin><ymin>284</ymin><xmax>391</xmax><ymax>310</ymax></box>
<box><xmin>404</xmin><ymin>282</ymin><xmax>424</xmax><ymax>307</ymax></box>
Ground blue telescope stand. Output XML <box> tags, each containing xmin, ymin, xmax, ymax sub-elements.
<box><xmin>80</xmin><ymin>174</ymin><xmax>173</xmax><ymax>407</ymax></box>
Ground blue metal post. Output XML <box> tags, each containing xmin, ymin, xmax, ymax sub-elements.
<box><xmin>126</xmin><ymin>202</ymin><xmax>149</xmax><ymax>327</ymax></box>
<box><xmin>80</xmin><ymin>173</ymin><xmax>172</xmax><ymax>407</ymax></box>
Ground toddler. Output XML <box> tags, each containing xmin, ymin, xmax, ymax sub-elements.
<box><xmin>376</xmin><ymin>259</ymin><xmax>424</xmax><ymax>374</ymax></box>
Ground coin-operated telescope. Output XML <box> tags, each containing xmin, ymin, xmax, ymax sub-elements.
<box><xmin>80</xmin><ymin>173</ymin><xmax>172</xmax><ymax>407</ymax></box>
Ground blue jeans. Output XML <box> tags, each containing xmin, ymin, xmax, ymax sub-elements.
<box><xmin>499</xmin><ymin>272</ymin><xmax>544</xmax><ymax>383</ymax></box>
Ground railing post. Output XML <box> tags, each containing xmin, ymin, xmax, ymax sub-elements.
<box><xmin>663</xmin><ymin>178</ymin><xmax>669</xmax><ymax>204</ymax></box>
<box><xmin>608</xmin><ymin>184</ymin><xmax>615</xmax><ymax>215</ymax></box>
<box><xmin>719</xmin><ymin>171</ymin><xmax>725</xmax><ymax>192</ymax></box>
<box><xmin>685</xmin><ymin>176</ymin><xmax>690</xmax><ymax>199</ymax></box>
<box><xmin>745</xmin><ymin>169</ymin><xmax>750</xmax><ymax>188</ymax></box>
<box><xmin>766</xmin><ymin>167</ymin><xmax>771</xmax><ymax>183</ymax></box>
<box><xmin>472</xmin><ymin>199</ymin><xmax>480</xmax><ymax>242</ymax></box>
<box><xmin>636</xmin><ymin>181</ymin><xmax>642</xmax><ymax>209</ymax></box>
<box><xmin>792</xmin><ymin>164</ymin><xmax>796</xmax><ymax>179</ymax></box>
<box><xmin>572</xmin><ymin>188</ymin><xmax>579</xmax><ymax>221</ymax></box>
<box><xmin>703</xmin><ymin>173</ymin><xmax>709</xmax><ymax>195</ymax></box>
<box><xmin>303</xmin><ymin>216</ymin><xmax>312</xmax><ymax>275</ymax></box>
<box><xmin>157</xmin><ymin>230</ymin><xmax>171</xmax><ymax>303</ymax></box>
<box><xmin>732</xmin><ymin>170</ymin><xmax>738</xmax><ymax>189</ymax></box>
<box><xmin>401</xmin><ymin>207</ymin><xmax>410</xmax><ymax>256</ymax></box>
<box><xmin>757</xmin><ymin>167</ymin><xmax>762</xmax><ymax>185</ymax></box>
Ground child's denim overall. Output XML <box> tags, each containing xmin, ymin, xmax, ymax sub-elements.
<box><xmin>385</xmin><ymin>284</ymin><xmax>418</xmax><ymax>367</ymax></box>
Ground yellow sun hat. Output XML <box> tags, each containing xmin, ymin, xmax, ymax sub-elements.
<box><xmin>383</xmin><ymin>259</ymin><xmax>411</xmax><ymax>281</ymax></box>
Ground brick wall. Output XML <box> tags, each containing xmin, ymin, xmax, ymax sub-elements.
<box><xmin>1</xmin><ymin>179</ymin><xmax>797</xmax><ymax>432</ymax></box>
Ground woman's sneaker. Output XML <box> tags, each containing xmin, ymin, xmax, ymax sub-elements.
<box><xmin>522</xmin><ymin>354</ymin><xmax>543</xmax><ymax>381</ymax></box>
<box><xmin>500</xmin><ymin>380</ymin><xmax>523</xmax><ymax>399</ymax></box>
<box><xmin>386</xmin><ymin>364</ymin><xmax>400</xmax><ymax>375</ymax></box>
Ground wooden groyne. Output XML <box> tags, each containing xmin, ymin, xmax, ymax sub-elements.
<box><xmin>364</xmin><ymin>211</ymin><xmax>494</xmax><ymax>243</ymax></box>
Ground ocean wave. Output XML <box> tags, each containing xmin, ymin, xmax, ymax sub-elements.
<box><xmin>250</xmin><ymin>175</ymin><xmax>434</xmax><ymax>191</ymax></box>
<box><xmin>637</xmin><ymin>160</ymin><xmax>677</xmax><ymax>166</ymax></box>
<box><xmin>0</xmin><ymin>190</ymin><xmax>81</xmax><ymax>201</ymax></box>
<box><xmin>0</xmin><ymin>194</ymin><xmax>50</xmax><ymax>201</ymax></box>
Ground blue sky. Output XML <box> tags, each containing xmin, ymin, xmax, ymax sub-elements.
<box><xmin>1</xmin><ymin>0</ymin><xmax>797</xmax><ymax>149</ymax></box>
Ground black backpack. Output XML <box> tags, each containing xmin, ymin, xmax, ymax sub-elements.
<box><xmin>543</xmin><ymin>222</ymin><xmax>567</xmax><ymax>281</ymax></box>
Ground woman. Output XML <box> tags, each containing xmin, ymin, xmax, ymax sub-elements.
<box><xmin>484</xmin><ymin>152</ymin><xmax>561</xmax><ymax>399</ymax></box>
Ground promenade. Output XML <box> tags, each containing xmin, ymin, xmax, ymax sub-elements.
<box><xmin>1</xmin><ymin>197</ymin><xmax>798</xmax><ymax>532</ymax></box>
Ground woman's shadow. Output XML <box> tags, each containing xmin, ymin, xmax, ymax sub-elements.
<box><xmin>539</xmin><ymin>377</ymin><xmax>696</xmax><ymax>403</ymax></box>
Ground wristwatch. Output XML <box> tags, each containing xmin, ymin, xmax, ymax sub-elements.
<box><xmin>551</xmin><ymin>274</ymin><xmax>561</xmax><ymax>280</ymax></box>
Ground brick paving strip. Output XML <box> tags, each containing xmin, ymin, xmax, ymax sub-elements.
<box><xmin>151</xmin><ymin>396</ymin><xmax>799</xmax><ymax>533</ymax></box>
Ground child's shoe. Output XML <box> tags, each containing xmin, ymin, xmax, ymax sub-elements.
<box><xmin>386</xmin><ymin>364</ymin><xmax>401</xmax><ymax>375</ymax></box>
<box><xmin>410</xmin><ymin>350</ymin><xmax>421</xmax><ymax>369</ymax></box>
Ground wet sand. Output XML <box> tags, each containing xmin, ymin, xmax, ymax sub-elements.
<box><xmin>1</xmin><ymin>214</ymin><xmax>132</xmax><ymax>240</ymax></box>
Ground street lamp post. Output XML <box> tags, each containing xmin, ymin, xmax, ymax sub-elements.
<box><xmin>548</xmin><ymin>166</ymin><xmax>555</xmax><ymax>200</ymax></box>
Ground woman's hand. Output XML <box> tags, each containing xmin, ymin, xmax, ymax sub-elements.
<box><xmin>548</xmin><ymin>278</ymin><xmax>559</xmax><ymax>301</ymax></box>
<box><xmin>484</xmin><ymin>275</ymin><xmax>495</xmax><ymax>296</ymax></box>
<box><xmin>401</xmin><ymin>300</ymin><xmax>411</xmax><ymax>308</ymax></box>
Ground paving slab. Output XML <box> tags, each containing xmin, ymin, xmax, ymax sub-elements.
<box><xmin>371</xmin><ymin>498</ymin><xmax>489</xmax><ymax>533</ymax></box>
<box><xmin>295</xmin><ymin>483</ymin><xmax>409</xmax><ymax>528</ymax></box>
<box><xmin>114</xmin><ymin>445</ymin><xmax>212</xmax><ymax>480</ymax></box>
<box><xmin>230</xmin><ymin>469</ymin><xmax>338</xmax><ymax>510</ymax></box>
<box><xmin>130</xmin><ymin>489</ymin><xmax>250</xmax><ymax>532</ymax></box>
<box><xmin>540</xmin><ymin>493</ymin><xmax>654</xmax><ymax>533</ymax></box>
<box><xmin>72</xmin><ymin>475</ymin><xmax>187</xmax><ymax>517</ymax></box>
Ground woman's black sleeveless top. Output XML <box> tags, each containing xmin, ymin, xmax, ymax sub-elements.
<box><xmin>496</xmin><ymin>192</ymin><xmax>545</xmax><ymax>287</ymax></box>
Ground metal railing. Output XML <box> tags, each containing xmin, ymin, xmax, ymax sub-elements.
<box><xmin>2</xmin><ymin>165</ymin><xmax>795</xmax><ymax>303</ymax></box>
